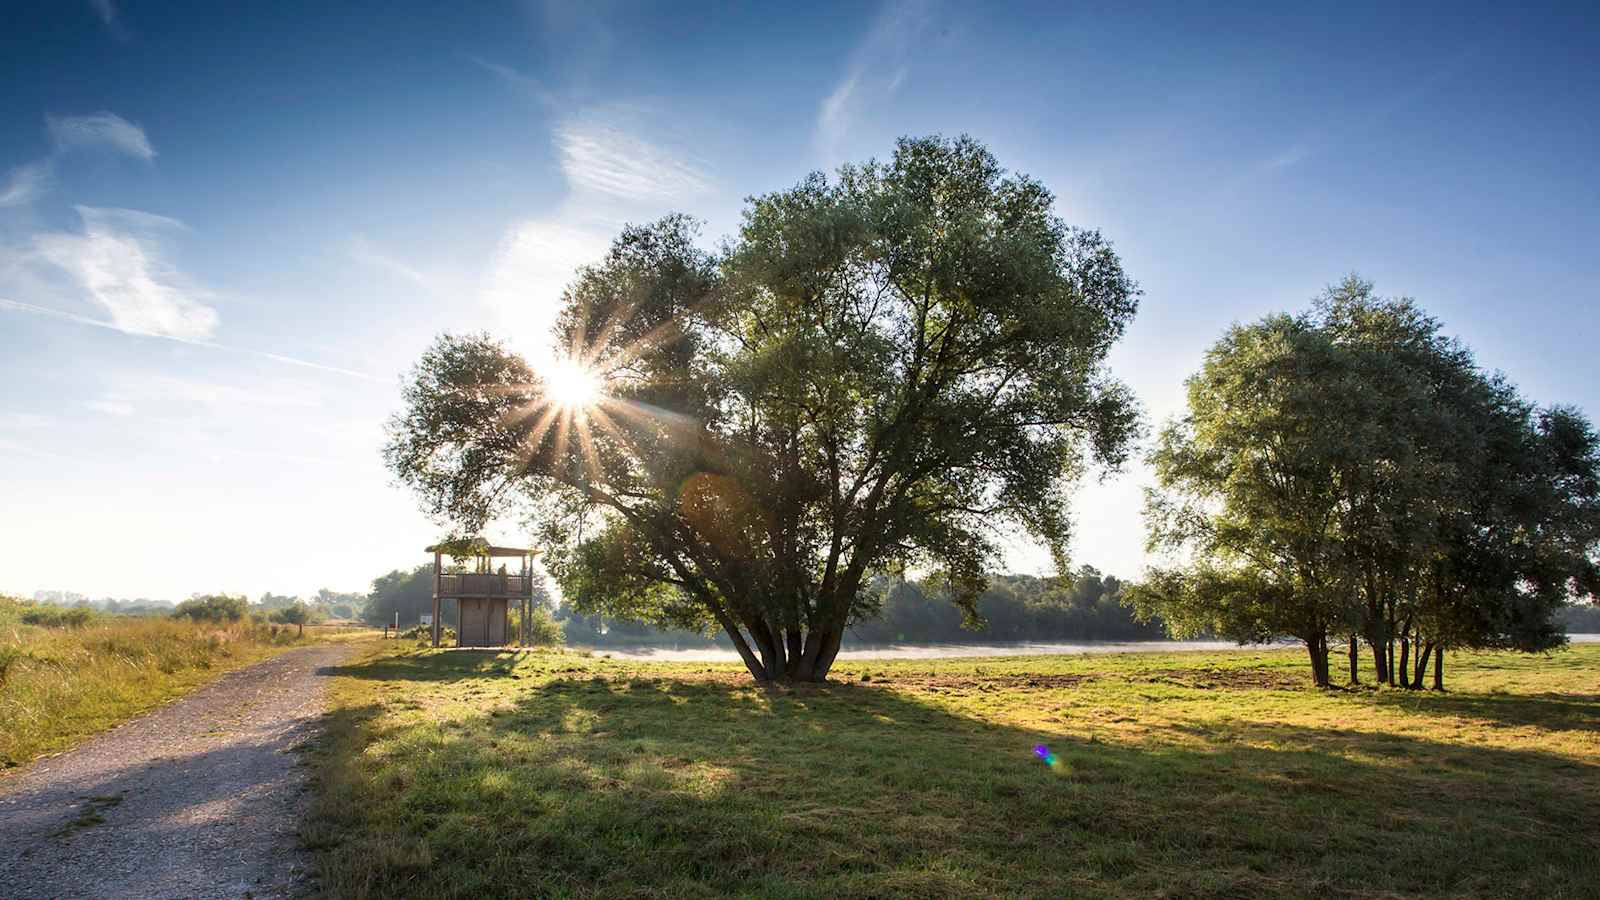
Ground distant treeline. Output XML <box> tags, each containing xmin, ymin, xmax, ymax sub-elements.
<box><xmin>24</xmin><ymin>588</ymin><xmax>367</xmax><ymax>622</ymax></box>
<box><xmin>26</xmin><ymin>571</ymin><xmax>1598</xmax><ymax>645</ymax></box>
<box><xmin>1559</xmin><ymin>603</ymin><xmax>1600</xmax><ymax>634</ymax></box>
<box><xmin>560</xmin><ymin>568</ymin><xmax>1162</xmax><ymax>647</ymax></box>
<box><xmin>26</xmin><ymin>566</ymin><xmax>1163</xmax><ymax>645</ymax></box>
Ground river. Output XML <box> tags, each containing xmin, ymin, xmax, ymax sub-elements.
<box><xmin>579</xmin><ymin>633</ymin><xmax>1600</xmax><ymax>662</ymax></box>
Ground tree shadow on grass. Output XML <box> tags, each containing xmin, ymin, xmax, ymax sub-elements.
<box><xmin>318</xmin><ymin>649</ymin><xmax>529</xmax><ymax>683</ymax></box>
<box><xmin>1366</xmin><ymin>689</ymin><xmax>1600</xmax><ymax>733</ymax></box>
<box><xmin>306</xmin><ymin>658</ymin><xmax>1600</xmax><ymax>900</ymax></box>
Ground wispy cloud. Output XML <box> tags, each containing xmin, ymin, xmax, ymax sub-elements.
<box><xmin>0</xmin><ymin>161</ymin><xmax>53</xmax><ymax>207</ymax></box>
<box><xmin>6</xmin><ymin>210</ymin><xmax>381</xmax><ymax>383</ymax></box>
<box><xmin>35</xmin><ymin>206</ymin><xmax>217</xmax><ymax>339</ymax></box>
<box><xmin>0</xmin><ymin>296</ymin><xmax>386</xmax><ymax>382</ymax></box>
<box><xmin>469</xmin><ymin>56</ymin><xmax>556</xmax><ymax>106</ymax></box>
<box><xmin>555</xmin><ymin>112</ymin><xmax>711</xmax><ymax>202</ymax></box>
<box><xmin>348</xmin><ymin>236</ymin><xmax>458</xmax><ymax>297</ymax></box>
<box><xmin>47</xmin><ymin>112</ymin><xmax>155</xmax><ymax>161</ymax></box>
<box><xmin>0</xmin><ymin>111</ymin><xmax>150</xmax><ymax>208</ymax></box>
<box><xmin>815</xmin><ymin>0</ymin><xmax>935</xmax><ymax>159</ymax></box>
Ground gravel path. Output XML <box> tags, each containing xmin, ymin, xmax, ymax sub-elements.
<box><xmin>0</xmin><ymin>642</ymin><xmax>356</xmax><ymax>899</ymax></box>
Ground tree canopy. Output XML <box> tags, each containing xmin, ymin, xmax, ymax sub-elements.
<box><xmin>269</xmin><ymin>600</ymin><xmax>315</xmax><ymax>636</ymax></box>
<box><xmin>172</xmin><ymin>594</ymin><xmax>249</xmax><ymax>623</ymax></box>
<box><xmin>1128</xmin><ymin>278</ymin><xmax>1600</xmax><ymax>686</ymax></box>
<box><xmin>386</xmin><ymin>135</ymin><xmax>1141</xmax><ymax>681</ymax></box>
<box><xmin>361</xmin><ymin>565</ymin><xmax>448</xmax><ymax>629</ymax></box>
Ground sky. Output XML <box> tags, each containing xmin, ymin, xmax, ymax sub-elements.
<box><xmin>1</xmin><ymin>1</ymin><xmax>1596</xmax><ymax>603</ymax></box>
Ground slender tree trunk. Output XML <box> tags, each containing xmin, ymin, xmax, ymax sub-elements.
<box><xmin>1433</xmin><ymin>647</ymin><xmax>1445</xmax><ymax>691</ymax></box>
<box><xmin>715</xmin><ymin>615</ymin><xmax>771</xmax><ymax>682</ymax></box>
<box><xmin>1348</xmin><ymin>635</ymin><xmax>1359</xmax><ymax>684</ymax></box>
<box><xmin>1413</xmin><ymin>643</ymin><xmax>1433</xmax><ymax>690</ymax></box>
<box><xmin>1397</xmin><ymin>634</ymin><xmax>1411</xmax><ymax>690</ymax></box>
<box><xmin>1370</xmin><ymin>639</ymin><xmax>1387</xmax><ymax>684</ymax></box>
<box><xmin>784</xmin><ymin>628</ymin><xmax>803</xmax><ymax>678</ymax></box>
<box><xmin>1385</xmin><ymin>600</ymin><xmax>1396</xmax><ymax>685</ymax></box>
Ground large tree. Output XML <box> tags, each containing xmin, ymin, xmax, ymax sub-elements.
<box><xmin>1130</xmin><ymin>312</ymin><xmax>1375</xmax><ymax>686</ymax></box>
<box><xmin>386</xmin><ymin>136</ymin><xmax>1141</xmax><ymax>682</ymax></box>
<box><xmin>1129</xmin><ymin>278</ymin><xmax>1600</xmax><ymax>687</ymax></box>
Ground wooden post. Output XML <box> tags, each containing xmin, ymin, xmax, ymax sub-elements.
<box><xmin>432</xmin><ymin>550</ymin><xmax>442</xmax><ymax>648</ymax></box>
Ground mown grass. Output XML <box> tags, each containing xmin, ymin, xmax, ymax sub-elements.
<box><xmin>0</xmin><ymin>595</ymin><xmax>325</xmax><ymax>768</ymax></box>
<box><xmin>304</xmin><ymin>643</ymin><xmax>1600</xmax><ymax>899</ymax></box>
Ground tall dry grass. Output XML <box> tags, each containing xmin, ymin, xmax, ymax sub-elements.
<box><xmin>0</xmin><ymin>595</ymin><xmax>307</xmax><ymax>768</ymax></box>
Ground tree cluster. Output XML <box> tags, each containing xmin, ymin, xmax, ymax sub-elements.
<box><xmin>172</xmin><ymin>594</ymin><xmax>250</xmax><ymax>623</ymax></box>
<box><xmin>360</xmin><ymin>565</ymin><xmax>450</xmax><ymax>628</ymax></box>
<box><xmin>1128</xmin><ymin>279</ymin><xmax>1600</xmax><ymax>687</ymax></box>
<box><xmin>852</xmin><ymin>569</ymin><xmax>1160</xmax><ymax>643</ymax></box>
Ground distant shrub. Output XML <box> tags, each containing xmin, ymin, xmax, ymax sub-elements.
<box><xmin>399</xmin><ymin>625</ymin><xmax>456</xmax><ymax>643</ymax></box>
<box><xmin>20</xmin><ymin>606</ymin><xmax>94</xmax><ymax>628</ymax></box>
<box><xmin>173</xmin><ymin>594</ymin><xmax>249</xmax><ymax>623</ymax></box>
<box><xmin>525</xmin><ymin>607</ymin><xmax>565</xmax><ymax>646</ymax></box>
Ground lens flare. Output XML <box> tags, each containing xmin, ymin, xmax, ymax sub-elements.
<box><xmin>1033</xmin><ymin>744</ymin><xmax>1062</xmax><ymax>769</ymax></box>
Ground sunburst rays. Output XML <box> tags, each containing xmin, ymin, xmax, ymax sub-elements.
<box><xmin>508</xmin><ymin>299</ymin><xmax>706</xmax><ymax>487</ymax></box>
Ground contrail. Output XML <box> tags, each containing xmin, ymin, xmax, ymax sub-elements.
<box><xmin>0</xmin><ymin>297</ymin><xmax>388</xmax><ymax>383</ymax></box>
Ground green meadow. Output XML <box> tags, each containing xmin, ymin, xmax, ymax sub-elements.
<box><xmin>303</xmin><ymin>642</ymin><xmax>1600</xmax><ymax>899</ymax></box>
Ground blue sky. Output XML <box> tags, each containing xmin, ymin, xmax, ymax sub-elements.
<box><xmin>2</xmin><ymin>1</ymin><xmax>1596</xmax><ymax>602</ymax></box>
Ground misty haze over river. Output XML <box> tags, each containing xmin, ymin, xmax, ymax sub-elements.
<box><xmin>578</xmin><ymin>634</ymin><xmax>1600</xmax><ymax>663</ymax></box>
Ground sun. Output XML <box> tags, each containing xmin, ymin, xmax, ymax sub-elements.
<box><xmin>543</xmin><ymin>357</ymin><xmax>600</xmax><ymax>409</ymax></box>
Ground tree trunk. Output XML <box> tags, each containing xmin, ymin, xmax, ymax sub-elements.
<box><xmin>1370</xmin><ymin>639</ymin><xmax>1387</xmax><ymax>684</ymax></box>
<box><xmin>1397</xmin><ymin>634</ymin><xmax>1411</xmax><ymax>690</ymax></box>
<box><xmin>780</xmin><ymin>624</ymin><xmax>842</xmax><ymax>683</ymax></box>
<box><xmin>809</xmin><ymin>627</ymin><xmax>845</xmax><ymax>683</ymax></box>
<box><xmin>784</xmin><ymin>628</ymin><xmax>803</xmax><ymax>678</ymax></box>
<box><xmin>1385</xmin><ymin>602</ymin><xmax>1396</xmax><ymax>686</ymax></box>
<box><xmin>1306</xmin><ymin>634</ymin><xmax>1331</xmax><ymax>687</ymax></box>
<box><xmin>1433</xmin><ymin>648</ymin><xmax>1445</xmax><ymax>691</ymax></box>
<box><xmin>1413</xmin><ymin>642</ymin><xmax>1433</xmax><ymax>690</ymax></box>
<box><xmin>1348</xmin><ymin>635</ymin><xmax>1359</xmax><ymax>684</ymax></box>
<box><xmin>715</xmin><ymin>616</ymin><xmax>773</xmax><ymax>682</ymax></box>
<box><xmin>298</xmin><ymin>622</ymin><xmax>304</xmax><ymax>638</ymax></box>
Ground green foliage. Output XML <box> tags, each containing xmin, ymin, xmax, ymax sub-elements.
<box><xmin>398</xmin><ymin>624</ymin><xmax>455</xmax><ymax>644</ymax></box>
<box><xmin>386</xmin><ymin>135</ymin><xmax>1141</xmax><ymax>681</ymax></box>
<box><xmin>268</xmin><ymin>600</ymin><xmax>312</xmax><ymax>625</ymax></box>
<box><xmin>850</xmin><ymin>570</ymin><xmax>1162</xmax><ymax>643</ymax></box>
<box><xmin>19</xmin><ymin>605</ymin><xmax>94</xmax><ymax>628</ymax></box>
<box><xmin>314</xmin><ymin>589</ymin><xmax>364</xmax><ymax>621</ymax></box>
<box><xmin>269</xmin><ymin>600</ymin><xmax>315</xmax><ymax>635</ymax></box>
<box><xmin>172</xmin><ymin>593</ymin><xmax>249</xmax><ymax>623</ymax></box>
<box><xmin>1133</xmin><ymin>277</ymin><xmax>1600</xmax><ymax>686</ymax></box>
<box><xmin>521</xmin><ymin>606</ymin><xmax>565</xmax><ymax>646</ymax></box>
<box><xmin>362</xmin><ymin>565</ymin><xmax>451</xmax><ymax>628</ymax></box>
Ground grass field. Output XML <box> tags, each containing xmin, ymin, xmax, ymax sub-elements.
<box><xmin>304</xmin><ymin>642</ymin><xmax>1600</xmax><ymax>899</ymax></box>
<box><xmin>0</xmin><ymin>596</ymin><xmax>350</xmax><ymax>768</ymax></box>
